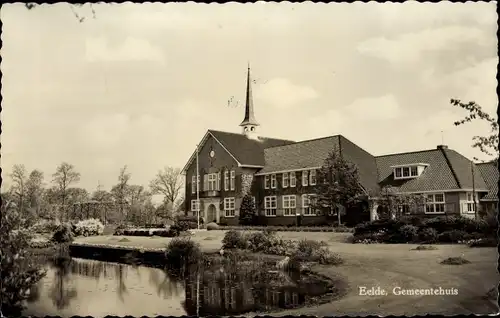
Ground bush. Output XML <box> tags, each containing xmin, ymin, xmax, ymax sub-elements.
<box><xmin>422</xmin><ymin>216</ymin><xmax>481</xmax><ymax>234</ymax></box>
<box><xmin>73</xmin><ymin>218</ymin><xmax>104</xmax><ymax>237</ymax></box>
<box><xmin>316</xmin><ymin>248</ymin><xmax>344</xmax><ymax>265</ymax></box>
<box><xmin>468</xmin><ymin>237</ymin><xmax>497</xmax><ymax>247</ymax></box>
<box><xmin>296</xmin><ymin>239</ymin><xmax>326</xmax><ymax>258</ymax></box>
<box><xmin>438</xmin><ymin>230</ymin><xmax>468</xmax><ymax>243</ymax></box>
<box><xmin>396</xmin><ymin>224</ymin><xmax>419</xmax><ymax>243</ymax></box>
<box><xmin>1</xmin><ymin>207</ymin><xmax>46</xmax><ymax>316</ymax></box>
<box><xmin>164</xmin><ymin>238</ymin><xmax>203</xmax><ymax>271</ymax></box>
<box><xmin>30</xmin><ymin>219</ymin><xmax>61</xmax><ymax>234</ymax></box>
<box><xmin>113</xmin><ymin>223</ymin><xmax>132</xmax><ymax>235</ymax></box>
<box><xmin>51</xmin><ymin>223</ymin><xmax>74</xmax><ymax>244</ymax></box>
<box><xmin>222</xmin><ymin>230</ymin><xmax>248</xmax><ymax>249</ymax></box>
<box><xmin>206</xmin><ymin>222</ymin><xmax>219</xmax><ymax>231</ymax></box>
<box><xmin>353</xmin><ymin>219</ymin><xmax>402</xmax><ymax>236</ymax></box>
<box><xmin>418</xmin><ymin>227</ymin><xmax>439</xmax><ymax>243</ymax></box>
<box><xmin>247</xmin><ymin>231</ymin><xmax>271</xmax><ymax>252</ymax></box>
<box><xmin>440</xmin><ymin>256</ymin><xmax>471</xmax><ymax>265</ymax></box>
<box><xmin>175</xmin><ymin>215</ymin><xmax>201</xmax><ymax>231</ymax></box>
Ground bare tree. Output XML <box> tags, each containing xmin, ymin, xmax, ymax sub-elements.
<box><xmin>26</xmin><ymin>169</ymin><xmax>45</xmax><ymax>216</ymax></box>
<box><xmin>150</xmin><ymin>167</ymin><xmax>183</xmax><ymax>205</ymax></box>
<box><xmin>10</xmin><ymin>164</ymin><xmax>28</xmax><ymax>214</ymax></box>
<box><xmin>111</xmin><ymin>166</ymin><xmax>131</xmax><ymax>222</ymax></box>
<box><xmin>52</xmin><ymin>162</ymin><xmax>81</xmax><ymax>221</ymax></box>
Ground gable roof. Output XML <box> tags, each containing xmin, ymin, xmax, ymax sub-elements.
<box><xmin>181</xmin><ymin>130</ymin><xmax>295</xmax><ymax>174</ymax></box>
<box><xmin>375</xmin><ymin>147</ymin><xmax>488</xmax><ymax>193</ymax></box>
<box><xmin>477</xmin><ymin>162</ymin><xmax>499</xmax><ymax>201</ymax></box>
<box><xmin>255</xmin><ymin>135</ymin><xmax>380</xmax><ymax>196</ymax></box>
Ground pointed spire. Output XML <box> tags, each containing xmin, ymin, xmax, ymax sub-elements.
<box><xmin>240</xmin><ymin>63</ymin><xmax>259</xmax><ymax>127</ymax></box>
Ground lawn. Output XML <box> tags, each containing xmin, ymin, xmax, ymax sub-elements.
<box><xmin>73</xmin><ymin>230</ymin><xmax>498</xmax><ymax>316</ymax></box>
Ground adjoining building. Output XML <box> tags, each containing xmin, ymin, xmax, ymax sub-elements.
<box><xmin>181</xmin><ymin>66</ymin><xmax>498</xmax><ymax>226</ymax></box>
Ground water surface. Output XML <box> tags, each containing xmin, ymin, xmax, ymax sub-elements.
<box><xmin>23</xmin><ymin>257</ymin><xmax>331</xmax><ymax>317</ymax></box>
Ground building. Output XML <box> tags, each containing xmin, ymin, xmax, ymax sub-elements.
<box><xmin>181</xmin><ymin>66</ymin><xmax>498</xmax><ymax>226</ymax></box>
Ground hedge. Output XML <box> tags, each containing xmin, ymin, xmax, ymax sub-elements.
<box><xmin>218</xmin><ymin>225</ymin><xmax>353</xmax><ymax>233</ymax></box>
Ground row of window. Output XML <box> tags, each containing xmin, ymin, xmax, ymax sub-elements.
<box><xmin>264</xmin><ymin>194</ymin><xmax>317</xmax><ymax>216</ymax></box>
<box><xmin>394</xmin><ymin>166</ymin><xmax>419</xmax><ymax>179</ymax></box>
<box><xmin>191</xmin><ymin>170</ymin><xmax>236</xmax><ymax>194</ymax></box>
<box><xmin>264</xmin><ymin>170</ymin><xmax>317</xmax><ymax>189</ymax></box>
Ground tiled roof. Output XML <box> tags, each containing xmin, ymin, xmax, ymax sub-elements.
<box><xmin>209</xmin><ymin>130</ymin><xmax>295</xmax><ymax>167</ymax></box>
<box><xmin>442</xmin><ymin>148</ymin><xmax>488</xmax><ymax>190</ymax></box>
<box><xmin>257</xmin><ymin>135</ymin><xmax>380</xmax><ymax>196</ymax></box>
<box><xmin>477</xmin><ymin>162</ymin><xmax>499</xmax><ymax>201</ymax></box>
<box><xmin>375</xmin><ymin>147</ymin><xmax>489</xmax><ymax>193</ymax></box>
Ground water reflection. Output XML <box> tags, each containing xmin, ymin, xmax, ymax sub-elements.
<box><xmin>23</xmin><ymin>258</ymin><xmax>331</xmax><ymax>317</ymax></box>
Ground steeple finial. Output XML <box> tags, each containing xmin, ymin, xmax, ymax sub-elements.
<box><xmin>240</xmin><ymin>63</ymin><xmax>259</xmax><ymax>128</ymax></box>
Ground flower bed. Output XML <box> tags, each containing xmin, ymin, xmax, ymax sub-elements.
<box><xmin>118</xmin><ymin>228</ymin><xmax>176</xmax><ymax>237</ymax></box>
<box><xmin>218</xmin><ymin>225</ymin><xmax>353</xmax><ymax>233</ymax></box>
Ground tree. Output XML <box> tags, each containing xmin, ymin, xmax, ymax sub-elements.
<box><xmin>26</xmin><ymin>169</ymin><xmax>45</xmax><ymax>217</ymax></box>
<box><xmin>25</xmin><ymin>3</ymin><xmax>96</xmax><ymax>23</ymax></box>
<box><xmin>10</xmin><ymin>164</ymin><xmax>28</xmax><ymax>215</ymax></box>
<box><xmin>52</xmin><ymin>162</ymin><xmax>81</xmax><ymax>221</ymax></box>
<box><xmin>314</xmin><ymin>148</ymin><xmax>366</xmax><ymax>225</ymax></box>
<box><xmin>377</xmin><ymin>186</ymin><xmax>427</xmax><ymax>220</ymax></box>
<box><xmin>239</xmin><ymin>194</ymin><xmax>257</xmax><ymax>225</ymax></box>
<box><xmin>451</xmin><ymin>99</ymin><xmax>499</xmax><ymax>162</ymax></box>
<box><xmin>1</xmin><ymin>191</ymin><xmax>46</xmax><ymax>316</ymax></box>
<box><xmin>111</xmin><ymin>166</ymin><xmax>131</xmax><ymax>222</ymax></box>
<box><xmin>150</xmin><ymin>167</ymin><xmax>183</xmax><ymax>206</ymax></box>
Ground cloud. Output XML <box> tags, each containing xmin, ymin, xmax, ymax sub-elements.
<box><xmin>255</xmin><ymin>78</ymin><xmax>319</xmax><ymax>109</ymax></box>
<box><xmin>357</xmin><ymin>26</ymin><xmax>490</xmax><ymax>65</ymax></box>
<box><xmin>79</xmin><ymin>114</ymin><xmax>130</xmax><ymax>149</ymax></box>
<box><xmin>85</xmin><ymin>36</ymin><xmax>165</xmax><ymax>63</ymax></box>
<box><xmin>344</xmin><ymin>94</ymin><xmax>401</xmax><ymax>120</ymax></box>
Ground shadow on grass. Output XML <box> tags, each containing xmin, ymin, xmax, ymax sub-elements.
<box><xmin>118</xmin><ymin>238</ymin><xmax>131</xmax><ymax>243</ymax></box>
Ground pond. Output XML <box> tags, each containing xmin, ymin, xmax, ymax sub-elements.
<box><xmin>22</xmin><ymin>256</ymin><xmax>338</xmax><ymax>317</ymax></box>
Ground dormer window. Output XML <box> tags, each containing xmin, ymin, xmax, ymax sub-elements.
<box><xmin>392</xmin><ymin>163</ymin><xmax>428</xmax><ymax>180</ymax></box>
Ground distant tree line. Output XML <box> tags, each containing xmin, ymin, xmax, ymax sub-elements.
<box><xmin>2</xmin><ymin>162</ymin><xmax>184</xmax><ymax>226</ymax></box>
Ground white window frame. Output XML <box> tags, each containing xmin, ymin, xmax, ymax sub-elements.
<box><xmin>191</xmin><ymin>176</ymin><xmax>196</xmax><ymax>194</ymax></box>
<box><xmin>217</xmin><ymin>172</ymin><xmax>221</xmax><ymax>191</ymax></box>
<box><xmin>283</xmin><ymin>195</ymin><xmax>297</xmax><ymax>216</ymax></box>
<box><xmin>191</xmin><ymin>199</ymin><xmax>200</xmax><ymax>212</ymax></box>
<box><xmin>203</xmin><ymin>174</ymin><xmax>208</xmax><ymax>191</ymax></box>
<box><xmin>309</xmin><ymin>169</ymin><xmax>317</xmax><ymax>185</ymax></box>
<box><xmin>230</xmin><ymin>170</ymin><xmax>235</xmax><ymax>191</ymax></box>
<box><xmin>224</xmin><ymin>171</ymin><xmax>229</xmax><ymax>191</ymax></box>
<box><xmin>290</xmin><ymin>172</ymin><xmax>296</xmax><ymax>188</ymax></box>
<box><xmin>282</xmin><ymin>173</ymin><xmax>289</xmax><ymax>188</ymax></box>
<box><xmin>465</xmin><ymin>192</ymin><xmax>477</xmax><ymax>214</ymax></box>
<box><xmin>302</xmin><ymin>194</ymin><xmax>317</xmax><ymax>216</ymax></box>
<box><xmin>394</xmin><ymin>166</ymin><xmax>419</xmax><ymax>180</ymax></box>
<box><xmin>425</xmin><ymin>193</ymin><xmax>445</xmax><ymax>214</ymax></box>
<box><xmin>270</xmin><ymin>174</ymin><xmax>277</xmax><ymax>189</ymax></box>
<box><xmin>264</xmin><ymin>196</ymin><xmax>277</xmax><ymax>216</ymax></box>
<box><xmin>264</xmin><ymin>175</ymin><xmax>270</xmax><ymax>189</ymax></box>
<box><xmin>207</xmin><ymin>173</ymin><xmax>217</xmax><ymax>191</ymax></box>
<box><xmin>224</xmin><ymin>197</ymin><xmax>235</xmax><ymax>217</ymax></box>
<box><xmin>302</xmin><ymin>170</ymin><xmax>309</xmax><ymax>186</ymax></box>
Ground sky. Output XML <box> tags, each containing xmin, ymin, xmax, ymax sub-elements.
<box><xmin>1</xmin><ymin>1</ymin><xmax>498</xmax><ymax>194</ymax></box>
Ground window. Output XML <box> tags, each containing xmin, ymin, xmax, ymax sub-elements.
<box><xmin>264</xmin><ymin>196</ymin><xmax>277</xmax><ymax>216</ymax></box>
<box><xmin>302</xmin><ymin>194</ymin><xmax>316</xmax><ymax>216</ymax></box>
<box><xmin>402</xmin><ymin>167</ymin><xmax>410</xmax><ymax>177</ymax></box>
<box><xmin>217</xmin><ymin>172</ymin><xmax>221</xmax><ymax>191</ymax></box>
<box><xmin>224</xmin><ymin>171</ymin><xmax>229</xmax><ymax>191</ymax></box>
<box><xmin>230</xmin><ymin>170</ymin><xmax>235</xmax><ymax>190</ymax></box>
<box><xmin>290</xmin><ymin>172</ymin><xmax>296</xmax><ymax>187</ymax></box>
<box><xmin>224</xmin><ymin>197</ymin><xmax>235</xmax><ymax>217</ymax></box>
<box><xmin>282</xmin><ymin>173</ymin><xmax>289</xmax><ymax>188</ymax></box>
<box><xmin>207</xmin><ymin>173</ymin><xmax>217</xmax><ymax>191</ymax></box>
<box><xmin>292</xmin><ymin>292</ymin><xmax>299</xmax><ymax>305</ymax></box>
<box><xmin>264</xmin><ymin>175</ymin><xmax>270</xmax><ymax>189</ymax></box>
<box><xmin>394</xmin><ymin>166</ymin><xmax>420</xmax><ymax>179</ymax></box>
<box><xmin>191</xmin><ymin>199</ymin><xmax>200</xmax><ymax>212</ymax></box>
<box><xmin>425</xmin><ymin>193</ymin><xmax>445</xmax><ymax>214</ymax></box>
<box><xmin>309</xmin><ymin>170</ymin><xmax>317</xmax><ymax>185</ymax></box>
<box><xmin>398</xmin><ymin>204</ymin><xmax>411</xmax><ymax>215</ymax></box>
<box><xmin>302</xmin><ymin>171</ymin><xmax>309</xmax><ymax>186</ymax></box>
<box><xmin>270</xmin><ymin>174</ymin><xmax>277</xmax><ymax>189</ymax></box>
<box><xmin>191</xmin><ymin>176</ymin><xmax>196</xmax><ymax>194</ymax></box>
<box><xmin>203</xmin><ymin>174</ymin><xmax>208</xmax><ymax>191</ymax></box>
<box><xmin>283</xmin><ymin>195</ymin><xmax>296</xmax><ymax>216</ymax></box>
<box><xmin>465</xmin><ymin>192</ymin><xmax>476</xmax><ymax>213</ymax></box>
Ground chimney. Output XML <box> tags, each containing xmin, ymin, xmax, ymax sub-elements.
<box><xmin>437</xmin><ymin>145</ymin><xmax>448</xmax><ymax>150</ymax></box>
